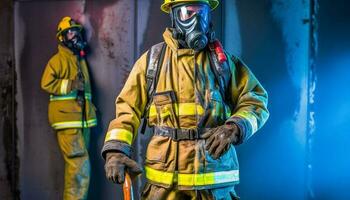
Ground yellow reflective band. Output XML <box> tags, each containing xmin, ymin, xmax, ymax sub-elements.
<box><xmin>60</xmin><ymin>79</ymin><xmax>69</xmax><ymax>94</ymax></box>
<box><xmin>145</xmin><ymin>166</ymin><xmax>175</xmax><ymax>185</ymax></box>
<box><xmin>104</xmin><ymin>128</ymin><xmax>133</xmax><ymax>145</ymax></box>
<box><xmin>179</xmin><ymin>103</ymin><xmax>205</xmax><ymax>116</ymax></box>
<box><xmin>145</xmin><ymin>166</ymin><xmax>239</xmax><ymax>186</ymax></box>
<box><xmin>234</xmin><ymin>111</ymin><xmax>258</xmax><ymax>134</ymax></box>
<box><xmin>50</xmin><ymin>92</ymin><xmax>92</xmax><ymax>101</ymax></box>
<box><xmin>52</xmin><ymin>118</ymin><xmax>97</xmax><ymax>130</ymax></box>
<box><xmin>149</xmin><ymin>103</ymin><xmax>205</xmax><ymax>117</ymax></box>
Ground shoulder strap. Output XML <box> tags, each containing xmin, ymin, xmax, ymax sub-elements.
<box><xmin>208</xmin><ymin>48</ymin><xmax>231</xmax><ymax>102</ymax></box>
<box><xmin>145</xmin><ymin>42</ymin><xmax>166</xmax><ymax>102</ymax></box>
<box><xmin>140</xmin><ymin>42</ymin><xmax>166</xmax><ymax>134</ymax></box>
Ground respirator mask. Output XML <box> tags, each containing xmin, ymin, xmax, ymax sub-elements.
<box><xmin>62</xmin><ymin>27</ymin><xmax>87</xmax><ymax>54</ymax></box>
<box><xmin>171</xmin><ymin>3</ymin><xmax>213</xmax><ymax>51</ymax></box>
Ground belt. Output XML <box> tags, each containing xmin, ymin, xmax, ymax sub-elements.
<box><xmin>154</xmin><ymin>126</ymin><xmax>209</xmax><ymax>141</ymax></box>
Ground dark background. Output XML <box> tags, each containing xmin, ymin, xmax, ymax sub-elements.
<box><xmin>0</xmin><ymin>0</ymin><xmax>349</xmax><ymax>199</ymax></box>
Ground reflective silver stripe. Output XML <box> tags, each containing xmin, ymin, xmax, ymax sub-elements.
<box><xmin>60</xmin><ymin>79</ymin><xmax>69</xmax><ymax>94</ymax></box>
<box><xmin>50</xmin><ymin>92</ymin><xmax>92</xmax><ymax>101</ymax></box>
<box><xmin>52</xmin><ymin>119</ymin><xmax>97</xmax><ymax>129</ymax></box>
<box><xmin>178</xmin><ymin>169</ymin><xmax>240</xmax><ymax>186</ymax></box>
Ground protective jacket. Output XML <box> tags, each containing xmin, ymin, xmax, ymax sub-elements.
<box><xmin>41</xmin><ymin>45</ymin><xmax>97</xmax><ymax>130</ymax></box>
<box><xmin>102</xmin><ymin>28</ymin><xmax>269</xmax><ymax>190</ymax></box>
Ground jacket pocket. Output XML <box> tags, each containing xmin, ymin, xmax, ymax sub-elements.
<box><xmin>153</xmin><ymin>91</ymin><xmax>179</xmax><ymax>128</ymax></box>
<box><xmin>57</xmin><ymin>129</ymin><xmax>86</xmax><ymax>158</ymax></box>
<box><xmin>48</xmin><ymin>101</ymin><xmax>81</xmax><ymax>125</ymax></box>
<box><xmin>204</xmin><ymin>144</ymin><xmax>239</xmax><ymax>172</ymax></box>
<box><xmin>145</xmin><ymin>135</ymin><xmax>171</xmax><ymax>163</ymax></box>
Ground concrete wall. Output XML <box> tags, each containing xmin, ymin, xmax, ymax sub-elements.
<box><xmin>0</xmin><ymin>0</ymin><xmax>19</xmax><ymax>199</ymax></box>
<box><xmin>313</xmin><ymin>0</ymin><xmax>350</xmax><ymax>199</ymax></box>
<box><xmin>231</xmin><ymin>0</ymin><xmax>310</xmax><ymax>199</ymax></box>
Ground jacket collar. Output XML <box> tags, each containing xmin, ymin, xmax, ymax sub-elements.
<box><xmin>58</xmin><ymin>44</ymin><xmax>75</xmax><ymax>56</ymax></box>
<box><xmin>163</xmin><ymin>28</ymin><xmax>196</xmax><ymax>55</ymax></box>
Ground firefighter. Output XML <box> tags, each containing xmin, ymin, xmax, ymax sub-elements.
<box><xmin>41</xmin><ymin>16</ymin><xmax>97</xmax><ymax>200</ymax></box>
<box><xmin>102</xmin><ymin>0</ymin><xmax>269</xmax><ymax>199</ymax></box>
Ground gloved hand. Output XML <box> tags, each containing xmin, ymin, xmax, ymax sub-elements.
<box><xmin>105</xmin><ymin>152</ymin><xmax>143</xmax><ymax>184</ymax></box>
<box><xmin>202</xmin><ymin>123</ymin><xmax>241</xmax><ymax>160</ymax></box>
<box><xmin>71</xmin><ymin>78</ymin><xmax>84</xmax><ymax>91</ymax></box>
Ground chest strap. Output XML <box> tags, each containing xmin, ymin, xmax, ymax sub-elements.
<box><xmin>154</xmin><ymin>126</ymin><xmax>210</xmax><ymax>141</ymax></box>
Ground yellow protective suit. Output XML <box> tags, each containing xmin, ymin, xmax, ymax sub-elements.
<box><xmin>102</xmin><ymin>28</ymin><xmax>269</xmax><ymax>197</ymax></box>
<box><xmin>41</xmin><ymin>44</ymin><xmax>97</xmax><ymax>200</ymax></box>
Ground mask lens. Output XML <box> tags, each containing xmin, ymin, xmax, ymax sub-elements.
<box><xmin>65</xmin><ymin>28</ymin><xmax>80</xmax><ymax>40</ymax></box>
<box><xmin>177</xmin><ymin>4</ymin><xmax>209</xmax><ymax>21</ymax></box>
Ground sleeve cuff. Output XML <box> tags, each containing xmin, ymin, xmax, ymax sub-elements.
<box><xmin>101</xmin><ymin>140</ymin><xmax>132</xmax><ymax>160</ymax></box>
<box><xmin>226</xmin><ymin>116</ymin><xmax>251</xmax><ymax>143</ymax></box>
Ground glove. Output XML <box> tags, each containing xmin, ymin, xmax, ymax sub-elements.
<box><xmin>105</xmin><ymin>152</ymin><xmax>143</xmax><ymax>184</ymax></box>
<box><xmin>202</xmin><ymin>123</ymin><xmax>241</xmax><ymax>160</ymax></box>
<box><xmin>71</xmin><ymin>78</ymin><xmax>84</xmax><ymax>91</ymax></box>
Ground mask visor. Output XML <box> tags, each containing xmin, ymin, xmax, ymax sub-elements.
<box><xmin>177</xmin><ymin>4</ymin><xmax>209</xmax><ymax>22</ymax></box>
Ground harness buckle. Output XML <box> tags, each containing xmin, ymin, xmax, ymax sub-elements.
<box><xmin>171</xmin><ymin>129</ymin><xmax>176</xmax><ymax>141</ymax></box>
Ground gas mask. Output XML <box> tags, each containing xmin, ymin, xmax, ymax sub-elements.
<box><xmin>171</xmin><ymin>3</ymin><xmax>213</xmax><ymax>51</ymax></box>
<box><xmin>62</xmin><ymin>27</ymin><xmax>87</xmax><ymax>54</ymax></box>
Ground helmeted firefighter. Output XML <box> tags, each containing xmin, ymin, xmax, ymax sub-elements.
<box><xmin>102</xmin><ymin>0</ymin><xmax>269</xmax><ymax>199</ymax></box>
<box><xmin>41</xmin><ymin>16</ymin><xmax>97</xmax><ymax>200</ymax></box>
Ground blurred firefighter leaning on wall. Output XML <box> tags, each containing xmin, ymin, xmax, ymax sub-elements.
<box><xmin>41</xmin><ymin>16</ymin><xmax>97</xmax><ymax>200</ymax></box>
<box><xmin>101</xmin><ymin>0</ymin><xmax>269</xmax><ymax>199</ymax></box>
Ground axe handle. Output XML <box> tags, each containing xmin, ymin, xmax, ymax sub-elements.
<box><xmin>123</xmin><ymin>173</ymin><xmax>134</xmax><ymax>200</ymax></box>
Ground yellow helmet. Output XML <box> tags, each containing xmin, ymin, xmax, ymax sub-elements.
<box><xmin>56</xmin><ymin>16</ymin><xmax>83</xmax><ymax>42</ymax></box>
<box><xmin>161</xmin><ymin>0</ymin><xmax>219</xmax><ymax>13</ymax></box>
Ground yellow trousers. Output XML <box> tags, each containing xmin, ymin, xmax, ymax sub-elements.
<box><xmin>141</xmin><ymin>183</ymin><xmax>239</xmax><ymax>200</ymax></box>
<box><xmin>57</xmin><ymin>128</ymin><xmax>90</xmax><ymax>200</ymax></box>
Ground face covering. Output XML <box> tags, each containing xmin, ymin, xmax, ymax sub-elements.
<box><xmin>62</xmin><ymin>27</ymin><xmax>87</xmax><ymax>54</ymax></box>
<box><xmin>171</xmin><ymin>3</ymin><xmax>211</xmax><ymax>51</ymax></box>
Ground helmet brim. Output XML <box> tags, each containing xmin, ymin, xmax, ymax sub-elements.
<box><xmin>56</xmin><ymin>24</ymin><xmax>83</xmax><ymax>38</ymax></box>
<box><xmin>161</xmin><ymin>0</ymin><xmax>219</xmax><ymax>13</ymax></box>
